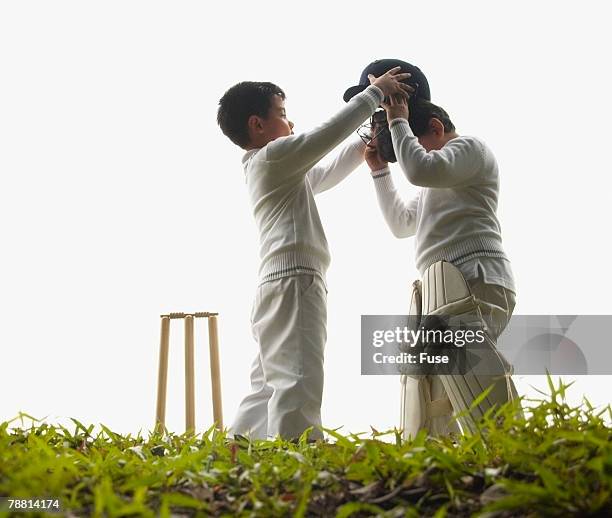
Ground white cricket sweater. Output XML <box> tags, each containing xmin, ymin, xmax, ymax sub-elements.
<box><xmin>243</xmin><ymin>85</ymin><xmax>383</xmax><ymax>284</ymax></box>
<box><xmin>371</xmin><ymin>118</ymin><xmax>515</xmax><ymax>291</ymax></box>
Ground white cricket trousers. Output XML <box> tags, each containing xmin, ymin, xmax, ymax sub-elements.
<box><xmin>230</xmin><ymin>272</ymin><xmax>328</xmax><ymax>441</ymax></box>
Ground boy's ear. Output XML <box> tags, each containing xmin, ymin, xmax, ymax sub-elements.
<box><xmin>428</xmin><ymin>117</ymin><xmax>445</xmax><ymax>136</ymax></box>
<box><xmin>248</xmin><ymin>115</ymin><xmax>264</xmax><ymax>135</ymax></box>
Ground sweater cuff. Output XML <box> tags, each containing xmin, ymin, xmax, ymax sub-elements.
<box><xmin>370</xmin><ymin>166</ymin><xmax>391</xmax><ymax>178</ymax></box>
<box><xmin>371</xmin><ymin>170</ymin><xmax>397</xmax><ymax>196</ymax></box>
<box><xmin>359</xmin><ymin>85</ymin><xmax>384</xmax><ymax>111</ymax></box>
<box><xmin>389</xmin><ymin>117</ymin><xmax>415</xmax><ymax>139</ymax></box>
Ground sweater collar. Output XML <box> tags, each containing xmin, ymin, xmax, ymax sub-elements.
<box><xmin>242</xmin><ymin>148</ymin><xmax>260</xmax><ymax>178</ymax></box>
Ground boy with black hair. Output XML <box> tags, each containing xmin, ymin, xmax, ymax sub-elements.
<box><xmin>217</xmin><ymin>69</ymin><xmax>411</xmax><ymax>441</ymax></box>
<box><xmin>365</xmin><ymin>95</ymin><xmax>520</xmax><ymax>437</ymax></box>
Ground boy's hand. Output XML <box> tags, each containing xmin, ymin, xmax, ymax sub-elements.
<box><xmin>364</xmin><ymin>140</ymin><xmax>388</xmax><ymax>172</ymax></box>
<box><xmin>369</xmin><ymin>67</ymin><xmax>414</xmax><ymax>99</ymax></box>
<box><xmin>382</xmin><ymin>93</ymin><xmax>410</xmax><ymax>122</ymax></box>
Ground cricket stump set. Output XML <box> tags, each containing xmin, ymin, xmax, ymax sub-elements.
<box><xmin>155</xmin><ymin>312</ymin><xmax>223</xmax><ymax>434</ymax></box>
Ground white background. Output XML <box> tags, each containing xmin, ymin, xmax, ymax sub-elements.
<box><xmin>1</xmin><ymin>1</ymin><xmax>610</xmax><ymax>437</ymax></box>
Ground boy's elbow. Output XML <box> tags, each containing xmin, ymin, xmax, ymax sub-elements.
<box><xmin>389</xmin><ymin>223</ymin><xmax>412</xmax><ymax>239</ymax></box>
<box><xmin>406</xmin><ymin>172</ymin><xmax>426</xmax><ymax>187</ymax></box>
<box><xmin>402</xmin><ymin>166</ymin><xmax>445</xmax><ymax>188</ymax></box>
<box><xmin>399</xmin><ymin>162</ymin><xmax>428</xmax><ymax>187</ymax></box>
<box><xmin>390</xmin><ymin>227</ymin><xmax>405</xmax><ymax>238</ymax></box>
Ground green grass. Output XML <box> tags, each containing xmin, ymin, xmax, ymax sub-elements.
<box><xmin>1</xmin><ymin>376</ymin><xmax>611</xmax><ymax>517</ymax></box>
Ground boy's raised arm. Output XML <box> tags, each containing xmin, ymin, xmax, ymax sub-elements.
<box><xmin>266</xmin><ymin>86</ymin><xmax>382</xmax><ymax>172</ymax></box>
<box><xmin>390</xmin><ymin>119</ymin><xmax>483</xmax><ymax>188</ymax></box>
<box><xmin>306</xmin><ymin>139</ymin><xmax>366</xmax><ymax>195</ymax></box>
<box><xmin>265</xmin><ymin>68</ymin><xmax>413</xmax><ymax>181</ymax></box>
<box><xmin>371</xmin><ymin>167</ymin><xmax>420</xmax><ymax>238</ymax></box>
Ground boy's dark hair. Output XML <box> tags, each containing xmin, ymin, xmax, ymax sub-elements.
<box><xmin>217</xmin><ymin>81</ymin><xmax>286</xmax><ymax>149</ymax></box>
<box><xmin>408</xmin><ymin>98</ymin><xmax>455</xmax><ymax>136</ymax></box>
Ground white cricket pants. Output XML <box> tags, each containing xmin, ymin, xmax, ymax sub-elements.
<box><xmin>229</xmin><ymin>272</ymin><xmax>328</xmax><ymax>441</ymax></box>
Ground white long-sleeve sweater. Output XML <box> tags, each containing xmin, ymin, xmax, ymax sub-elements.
<box><xmin>372</xmin><ymin>118</ymin><xmax>515</xmax><ymax>292</ymax></box>
<box><xmin>243</xmin><ymin>85</ymin><xmax>383</xmax><ymax>284</ymax></box>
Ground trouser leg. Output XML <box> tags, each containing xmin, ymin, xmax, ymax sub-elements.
<box><xmin>229</xmin><ymin>287</ymin><xmax>274</xmax><ymax>440</ymax></box>
<box><xmin>229</xmin><ymin>352</ymin><xmax>273</xmax><ymax>440</ymax></box>
<box><xmin>253</xmin><ymin>274</ymin><xmax>327</xmax><ymax>441</ymax></box>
